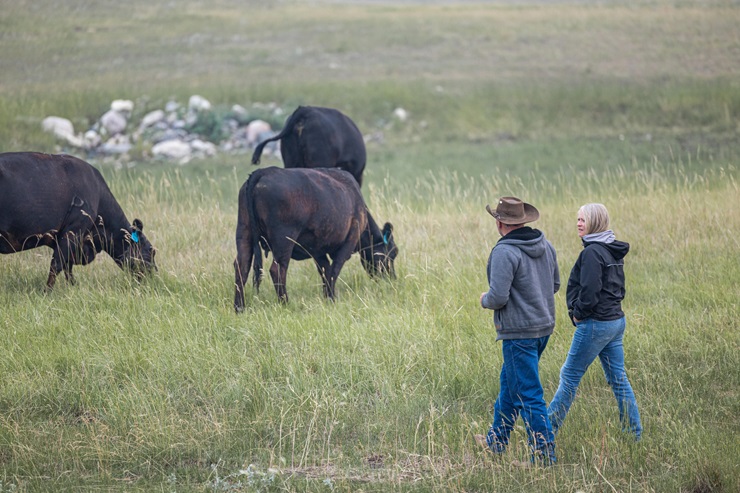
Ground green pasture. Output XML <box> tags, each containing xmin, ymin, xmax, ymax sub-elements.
<box><xmin>1</xmin><ymin>1</ymin><xmax>739</xmax><ymax>492</ymax></box>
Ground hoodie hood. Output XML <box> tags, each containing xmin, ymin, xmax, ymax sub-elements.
<box><xmin>498</xmin><ymin>226</ymin><xmax>547</xmax><ymax>259</ymax></box>
<box><xmin>583</xmin><ymin>238</ymin><xmax>630</xmax><ymax>260</ymax></box>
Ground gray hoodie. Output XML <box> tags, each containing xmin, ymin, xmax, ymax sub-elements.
<box><xmin>481</xmin><ymin>227</ymin><xmax>560</xmax><ymax>340</ymax></box>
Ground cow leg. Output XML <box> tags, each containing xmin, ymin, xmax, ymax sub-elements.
<box><xmin>59</xmin><ymin>234</ymin><xmax>80</xmax><ymax>285</ymax></box>
<box><xmin>251</xmin><ymin>254</ymin><xmax>263</xmax><ymax>292</ymax></box>
<box><xmin>45</xmin><ymin>264</ymin><xmax>59</xmax><ymax>291</ymax></box>
<box><xmin>64</xmin><ymin>267</ymin><xmax>76</xmax><ymax>285</ymax></box>
<box><xmin>325</xmin><ymin>241</ymin><xmax>357</xmax><ymax>300</ymax></box>
<box><xmin>233</xmin><ymin>258</ymin><xmax>250</xmax><ymax>313</ymax></box>
<box><xmin>46</xmin><ymin>244</ymin><xmax>72</xmax><ymax>291</ymax></box>
<box><xmin>233</xmin><ymin>242</ymin><xmax>253</xmax><ymax>313</ymax></box>
<box><xmin>49</xmin><ymin>225</ymin><xmax>91</xmax><ymax>290</ymax></box>
<box><xmin>325</xmin><ymin>259</ymin><xmax>346</xmax><ymax>300</ymax></box>
<box><xmin>269</xmin><ymin>256</ymin><xmax>290</xmax><ymax>303</ymax></box>
<box><xmin>314</xmin><ymin>256</ymin><xmax>333</xmax><ymax>299</ymax></box>
<box><xmin>77</xmin><ymin>239</ymin><xmax>97</xmax><ymax>266</ymax></box>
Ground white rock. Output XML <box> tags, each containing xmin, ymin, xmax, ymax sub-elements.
<box><xmin>110</xmin><ymin>99</ymin><xmax>134</xmax><ymax>113</ymax></box>
<box><xmin>83</xmin><ymin>130</ymin><xmax>101</xmax><ymax>149</ymax></box>
<box><xmin>393</xmin><ymin>107</ymin><xmax>408</xmax><ymax>122</ymax></box>
<box><xmin>184</xmin><ymin>113</ymin><xmax>198</xmax><ymax>126</ymax></box>
<box><xmin>41</xmin><ymin>116</ymin><xmax>84</xmax><ymax>147</ymax></box>
<box><xmin>65</xmin><ymin>135</ymin><xmax>84</xmax><ymax>147</ymax></box>
<box><xmin>188</xmin><ymin>94</ymin><xmax>211</xmax><ymax>112</ymax></box>
<box><xmin>42</xmin><ymin>116</ymin><xmax>75</xmax><ymax>139</ymax></box>
<box><xmin>190</xmin><ymin>139</ymin><xmax>217</xmax><ymax>156</ymax></box>
<box><xmin>231</xmin><ymin>104</ymin><xmax>247</xmax><ymax>116</ymax></box>
<box><xmin>152</xmin><ymin>139</ymin><xmax>192</xmax><ymax>160</ymax></box>
<box><xmin>100</xmin><ymin>109</ymin><xmax>128</xmax><ymax>135</ymax></box>
<box><xmin>140</xmin><ymin>109</ymin><xmax>165</xmax><ymax>129</ymax></box>
<box><xmin>245</xmin><ymin>119</ymin><xmax>272</xmax><ymax>146</ymax></box>
<box><xmin>100</xmin><ymin>134</ymin><xmax>131</xmax><ymax>154</ymax></box>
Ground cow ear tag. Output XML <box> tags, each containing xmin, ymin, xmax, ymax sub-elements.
<box><xmin>131</xmin><ymin>231</ymin><xmax>140</xmax><ymax>243</ymax></box>
<box><xmin>383</xmin><ymin>231</ymin><xmax>390</xmax><ymax>245</ymax></box>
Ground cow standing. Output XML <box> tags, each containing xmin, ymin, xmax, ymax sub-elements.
<box><xmin>233</xmin><ymin>167</ymin><xmax>396</xmax><ymax>311</ymax></box>
<box><xmin>251</xmin><ymin>106</ymin><xmax>367</xmax><ymax>186</ymax></box>
<box><xmin>0</xmin><ymin>152</ymin><xmax>156</xmax><ymax>290</ymax></box>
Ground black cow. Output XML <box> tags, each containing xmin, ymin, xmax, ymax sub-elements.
<box><xmin>0</xmin><ymin>152</ymin><xmax>156</xmax><ymax>290</ymax></box>
<box><xmin>233</xmin><ymin>167</ymin><xmax>397</xmax><ymax>311</ymax></box>
<box><xmin>251</xmin><ymin>106</ymin><xmax>367</xmax><ymax>186</ymax></box>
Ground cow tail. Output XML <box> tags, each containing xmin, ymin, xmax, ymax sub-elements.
<box><xmin>245</xmin><ymin>171</ymin><xmax>264</xmax><ymax>289</ymax></box>
<box><xmin>250</xmin><ymin>106</ymin><xmax>305</xmax><ymax>165</ymax></box>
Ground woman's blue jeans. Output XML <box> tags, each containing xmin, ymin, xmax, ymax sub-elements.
<box><xmin>547</xmin><ymin>317</ymin><xmax>642</xmax><ymax>439</ymax></box>
<box><xmin>486</xmin><ymin>336</ymin><xmax>556</xmax><ymax>464</ymax></box>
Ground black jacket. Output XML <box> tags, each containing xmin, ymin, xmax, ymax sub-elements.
<box><xmin>566</xmin><ymin>239</ymin><xmax>629</xmax><ymax>323</ymax></box>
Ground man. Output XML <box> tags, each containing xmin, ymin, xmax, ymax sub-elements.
<box><xmin>475</xmin><ymin>196</ymin><xmax>559</xmax><ymax>466</ymax></box>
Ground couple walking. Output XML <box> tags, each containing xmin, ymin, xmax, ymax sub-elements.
<box><xmin>475</xmin><ymin>196</ymin><xmax>642</xmax><ymax>466</ymax></box>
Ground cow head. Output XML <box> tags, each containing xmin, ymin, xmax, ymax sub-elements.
<box><xmin>360</xmin><ymin>222</ymin><xmax>397</xmax><ymax>279</ymax></box>
<box><xmin>122</xmin><ymin>218</ymin><xmax>157</xmax><ymax>276</ymax></box>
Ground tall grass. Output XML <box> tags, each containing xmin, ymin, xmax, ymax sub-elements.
<box><xmin>1</xmin><ymin>1</ymin><xmax>739</xmax><ymax>491</ymax></box>
<box><xmin>1</xmin><ymin>155</ymin><xmax>737</xmax><ymax>492</ymax></box>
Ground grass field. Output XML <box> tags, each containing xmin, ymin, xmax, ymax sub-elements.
<box><xmin>1</xmin><ymin>1</ymin><xmax>739</xmax><ymax>492</ymax></box>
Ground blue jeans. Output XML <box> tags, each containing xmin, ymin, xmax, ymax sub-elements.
<box><xmin>548</xmin><ymin>317</ymin><xmax>642</xmax><ymax>439</ymax></box>
<box><xmin>486</xmin><ymin>336</ymin><xmax>556</xmax><ymax>464</ymax></box>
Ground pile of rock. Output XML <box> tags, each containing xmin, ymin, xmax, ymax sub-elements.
<box><xmin>42</xmin><ymin>95</ymin><xmax>283</xmax><ymax>164</ymax></box>
<box><xmin>42</xmin><ymin>97</ymin><xmax>411</xmax><ymax>165</ymax></box>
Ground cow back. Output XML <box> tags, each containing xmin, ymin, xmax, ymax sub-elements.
<box><xmin>248</xmin><ymin>167</ymin><xmax>367</xmax><ymax>259</ymax></box>
<box><xmin>257</xmin><ymin>106</ymin><xmax>366</xmax><ymax>186</ymax></box>
<box><xmin>0</xmin><ymin>152</ymin><xmax>127</xmax><ymax>253</ymax></box>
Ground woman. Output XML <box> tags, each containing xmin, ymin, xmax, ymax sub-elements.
<box><xmin>547</xmin><ymin>203</ymin><xmax>642</xmax><ymax>440</ymax></box>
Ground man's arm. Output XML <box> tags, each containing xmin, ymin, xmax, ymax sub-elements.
<box><xmin>481</xmin><ymin>247</ymin><xmax>516</xmax><ymax>310</ymax></box>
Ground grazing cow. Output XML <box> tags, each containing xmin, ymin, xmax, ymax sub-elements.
<box><xmin>233</xmin><ymin>167</ymin><xmax>397</xmax><ymax>311</ymax></box>
<box><xmin>0</xmin><ymin>152</ymin><xmax>156</xmax><ymax>290</ymax></box>
<box><xmin>251</xmin><ymin>106</ymin><xmax>367</xmax><ymax>186</ymax></box>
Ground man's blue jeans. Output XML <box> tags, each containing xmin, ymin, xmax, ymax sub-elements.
<box><xmin>486</xmin><ymin>336</ymin><xmax>556</xmax><ymax>464</ymax></box>
<box><xmin>548</xmin><ymin>317</ymin><xmax>642</xmax><ymax>439</ymax></box>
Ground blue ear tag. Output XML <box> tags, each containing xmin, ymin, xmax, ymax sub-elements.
<box><xmin>131</xmin><ymin>231</ymin><xmax>140</xmax><ymax>244</ymax></box>
<box><xmin>382</xmin><ymin>231</ymin><xmax>390</xmax><ymax>245</ymax></box>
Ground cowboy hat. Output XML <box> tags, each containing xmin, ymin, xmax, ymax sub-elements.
<box><xmin>486</xmin><ymin>196</ymin><xmax>540</xmax><ymax>225</ymax></box>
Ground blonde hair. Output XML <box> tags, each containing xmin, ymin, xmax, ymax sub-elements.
<box><xmin>579</xmin><ymin>203</ymin><xmax>610</xmax><ymax>235</ymax></box>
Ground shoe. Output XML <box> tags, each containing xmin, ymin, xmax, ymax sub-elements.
<box><xmin>475</xmin><ymin>434</ymin><xmax>509</xmax><ymax>458</ymax></box>
<box><xmin>474</xmin><ymin>434</ymin><xmax>490</xmax><ymax>452</ymax></box>
<box><xmin>541</xmin><ymin>443</ymin><xmax>557</xmax><ymax>466</ymax></box>
<box><xmin>510</xmin><ymin>446</ymin><xmax>557</xmax><ymax>468</ymax></box>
